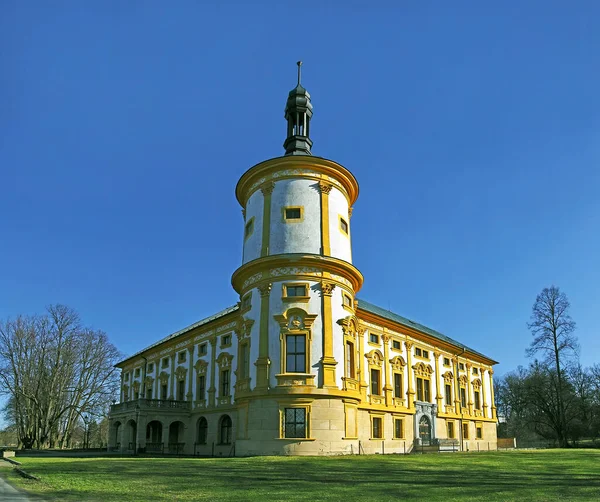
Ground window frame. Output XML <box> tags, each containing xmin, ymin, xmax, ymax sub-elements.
<box><xmin>392</xmin><ymin>340</ymin><xmax>402</xmax><ymax>351</ymax></box>
<box><xmin>368</xmin><ymin>333</ymin><xmax>380</xmax><ymax>345</ymax></box>
<box><xmin>282</xmin><ymin>282</ymin><xmax>310</xmax><ymax>302</ymax></box>
<box><xmin>221</xmin><ymin>334</ymin><xmax>232</xmax><ymax>348</ymax></box>
<box><xmin>178</xmin><ymin>351</ymin><xmax>186</xmax><ymax>364</ymax></box>
<box><xmin>282</xmin><ymin>407</ymin><xmax>308</xmax><ymax>439</ymax></box>
<box><xmin>197</xmin><ymin>374</ymin><xmax>206</xmax><ymax>400</ymax></box>
<box><xmin>282</xmin><ymin>206</ymin><xmax>304</xmax><ymax>223</ymax></box>
<box><xmin>370</xmin><ymin>368</ymin><xmax>381</xmax><ymax>396</ymax></box>
<box><xmin>284</xmin><ymin>333</ymin><xmax>307</xmax><ymax>374</ymax></box>
<box><xmin>198</xmin><ymin>343</ymin><xmax>208</xmax><ymax>356</ymax></box>
<box><xmin>219</xmin><ymin>415</ymin><xmax>232</xmax><ymax>445</ymax></box>
<box><xmin>244</xmin><ymin>217</ymin><xmax>254</xmax><ymax>240</ymax></box>
<box><xmin>197</xmin><ymin>417</ymin><xmax>208</xmax><ymax>445</ymax></box>
<box><xmin>371</xmin><ymin>415</ymin><xmax>383</xmax><ymax>439</ymax></box>
<box><xmin>339</xmin><ymin>215</ymin><xmax>349</xmax><ymax>235</ymax></box>
<box><xmin>447</xmin><ymin>421</ymin><xmax>455</xmax><ymax>439</ymax></box>
<box><xmin>393</xmin><ymin>417</ymin><xmax>404</xmax><ymax>439</ymax></box>
<box><xmin>220</xmin><ymin>369</ymin><xmax>230</xmax><ymax>397</ymax></box>
<box><xmin>416</xmin><ymin>376</ymin><xmax>431</xmax><ymax>402</ymax></box>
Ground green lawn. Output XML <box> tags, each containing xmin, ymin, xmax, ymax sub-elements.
<box><xmin>5</xmin><ymin>450</ymin><xmax>600</xmax><ymax>501</ymax></box>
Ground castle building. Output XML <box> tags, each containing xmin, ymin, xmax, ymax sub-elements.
<box><xmin>108</xmin><ymin>64</ymin><xmax>498</xmax><ymax>456</ymax></box>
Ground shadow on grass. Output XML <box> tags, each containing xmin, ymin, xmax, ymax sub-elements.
<box><xmin>11</xmin><ymin>450</ymin><xmax>600</xmax><ymax>501</ymax></box>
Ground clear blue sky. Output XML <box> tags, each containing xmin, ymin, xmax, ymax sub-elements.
<box><xmin>1</xmin><ymin>1</ymin><xmax>599</xmax><ymax>386</ymax></box>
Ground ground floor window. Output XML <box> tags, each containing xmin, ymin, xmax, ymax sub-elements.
<box><xmin>197</xmin><ymin>417</ymin><xmax>208</xmax><ymax>444</ymax></box>
<box><xmin>161</xmin><ymin>384</ymin><xmax>168</xmax><ymax>400</ymax></box>
<box><xmin>462</xmin><ymin>423</ymin><xmax>469</xmax><ymax>439</ymax></box>
<box><xmin>219</xmin><ymin>415</ymin><xmax>232</xmax><ymax>444</ymax></box>
<box><xmin>284</xmin><ymin>408</ymin><xmax>307</xmax><ymax>438</ymax></box>
<box><xmin>394</xmin><ymin>418</ymin><xmax>404</xmax><ymax>439</ymax></box>
<box><xmin>476</xmin><ymin>423</ymin><xmax>483</xmax><ymax>439</ymax></box>
<box><xmin>372</xmin><ymin>416</ymin><xmax>383</xmax><ymax>439</ymax></box>
<box><xmin>447</xmin><ymin>421</ymin><xmax>455</xmax><ymax>439</ymax></box>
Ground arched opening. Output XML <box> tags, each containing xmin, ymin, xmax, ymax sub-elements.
<box><xmin>146</xmin><ymin>420</ymin><xmax>163</xmax><ymax>453</ymax></box>
<box><xmin>125</xmin><ymin>419</ymin><xmax>137</xmax><ymax>451</ymax></box>
<box><xmin>219</xmin><ymin>415</ymin><xmax>232</xmax><ymax>445</ymax></box>
<box><xmin>419</xmin><ymin>415</ymin><xmax>432</xmax><ymax>445</ymax></box>
<box><xmin>168</xmin><ymin>421</ymin><xmax>185</xmax><ymax>454</ymax></box>
<box><xmin>112</xmin><ymin>421</ymin><xmax>122</xmax><ymax>450</ymax></box>
<box><xmin>196</xmin><ymin>417</ymin><xmax>208</xmax><ymax>445</ymax></box>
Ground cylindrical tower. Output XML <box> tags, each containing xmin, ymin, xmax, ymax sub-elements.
<box><xmin>231</xmin><ymin>63</ymin><xmax>363</xmax><ymax>454</ymax></box>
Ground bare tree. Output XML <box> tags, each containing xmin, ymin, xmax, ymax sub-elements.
<box><xmin>0</xmin><ymin>305</ymin><xmax>121</xmax><ymax>449</ymax></box>
<box><xmin>526</xmin><ymin>286</ymin><xmax>578</xmax><ymax>446</ymax></box>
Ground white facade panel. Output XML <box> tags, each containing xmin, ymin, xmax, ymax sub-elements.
<box><xmin>242</xmin><ymin>190</ymin><xmax>264</xmax><ymax>264</ymax></box>
<box><xmin>328</xmin><ymin>187</ymin><xmax>352</xmax><ymax>263</ymax></box>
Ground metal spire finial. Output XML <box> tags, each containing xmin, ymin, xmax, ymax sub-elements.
<box><xmin>297</xmin><ymin>61</ymin><xmax>302</xmax><ymax>85</ymax></box>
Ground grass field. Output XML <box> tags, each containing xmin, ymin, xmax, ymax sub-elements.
<box><xmin>4</xmin><ymin>450</ymin><xmax>600</xmax><ymax>501</ymax></box>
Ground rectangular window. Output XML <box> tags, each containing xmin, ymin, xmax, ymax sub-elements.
<box><xmin>460</xmin><ymin>387</ymin><xmax>467</xmax><ymax>408</ymax></box>
<box><xmin>447</xmin><ymin>421</ymin><xmax>455</xmax><ymax>439</ymax></box>
<box><xmin>286</xmin><ymin>334</ymin><xmax>306</xmax><ymax>373</ymax></box>
<box><xmin>239</xmin><ymin>344</ymin><xmax>250</xmax><ymax>379</ymax></box>
<box><xmin>392</xmin><ymin>340</ymin><xmax>401</xmax><ymax>350</ymax></box>
<box><xmin>284</xmin><ymin>207</ymin><xmax>302</xmax><ymax>220</ymax></box>
<box><xmin>415</xmin><ymin>347</ymin><xmax>422</xmax><ymax>357</ymax></box>
<box><xmin>284</xmin><ymin>408</ymin><xmax>306</xmax><ymax>438</ymax></box>
<box><xmin>147</xmin><ymin>363</ymin><xmax>154</xmax><ymax>373</ymax></box>
<box><xmin>221</xmin><ymin>370</ymin><xmax>230</xmax><ymax>397</ymax></box>
<box><xmin>345</xmin><ymin>341</ymin><xmax>355</xmax><ymax>379</ymax></box>
<box><xmin>417</xmin><ymin>378</ymin><xmax>430</xmax><ymax>402</ymax></box>
<box><xmin>178</xmin><ymin>351</ymin><xmax>186</xmax><ymax>363</ymax></box>
<box><xmin>394</xmin><ymin>418</ymin><xmax>404</xmax><ymax>439</ymax></box>
<box><xmin>343</xmin><ymin>294</ymin><xmax>353</xmax><ymax>308</ymax></box>
<box><xmin>245</xmin><ymin>217</ymin><xmax>254</xmax><ymax>239</ymax></box>
<box><xmin>424</xmin><ymin>379</ymin><xmax>431</xmax><ymax>402</ymax></box>
<box><xmin>372</xmin><ymin>417</ymin><xmax>383</xmax><ymax>439</ymax></box>
<box><xmin>369</xmin><ymin>333</ymin><xmax>379</xmax><ymax>344</ymax></box>
<box><xmin>134</xmin><ymin>391</ymin><xmax>139</xmax><ymax>400</ymax></box>
<box><xmin>462</xmin><ymin>423</ymin><xmax>469</xmax><ymax>439</ymax></box>
<box><xmin>285</xmin><ymin>284</ymin><xmax>308</xmax><ymax>297</ymax></box>
<box><xmin>146</xmin><ymin>388</ymin><xmax>152</xmax><ymax>399</ymax></box>
<box><xmin>443</xmin><ymin>357</ymin><xmax>450</xmax><ymax>366</ymax></box>
<box><xmin>473</xmin><ymin>367</ymin><xmax>479</xmax><ymax>375</ymax></box>
<box><xmin>394</xmin><ymin>373</ymin><xmax>403</xmax><ymax>398</ymax></box>
<box><xmin>340</xmin><ymin>217</ymin><xmax>349</xmax><ymax>234</ymax></box>
<box><xmin>177</xmin><ymin>380</ymin><xmax>185</xmax><ymax>401</ymax></box>
<box><xmin>160</xmin><ymin>384</ymin><xmax>168</xmax><ymax>400</ymax></box>
<box><xmin>422</xmin><ymin>349</ymin><xmax>429</xmax><ymax>359</ymax></box>
<box><xmin>445</xmin><ymin>383</ymin><xmax>453</xmax><ymax>406</ymax></box>
<box><xmin>197</xmin><ymin>375</ymin><xmax>206</xmax><ymax>400</ymax></box>
<box><xmin>124</xmin><ymin>372</ymin><xmax>129</xmax><ymax>381</ymax></box>
<box><xmin>459</xmin><ymin>363</ymin><xmax>465</xmax><ymax>371</ymax></box>
<box><xmin>476</xmin><ymin>425</ymin><xmax>483</xmax><ymax>439</ymax></box>
<box><xmin>162</xmin><ymin>357</ymin><xmax>169</xmax><ymax>368</ymax></box>
<box><xmin>198</xmin><ymin>343</ymin><xmax>208</xmax><ymax>356</ymax></box>
<box><xmin>221</xmin><ymin>334</ymin><xmax>232</xmax><ymax>347</ymax></box>
<box><xmin>370</xmin><ymin>368</ymin><xmax>381</xmax><ymax>396</ymax></box>
<box><xmin>474</xmin><ymin>390</ymin><xmax>481</xmax><ymax>410</ymax></box>
<box><xmin>241</xmin><ymin>293</ymin><xmax>251</xmax><ymax>309</ymax></box>
<box><xmin>134</xmin><ymin>368</ymin><xmax>140</xmax><ymax>377</ymax></box>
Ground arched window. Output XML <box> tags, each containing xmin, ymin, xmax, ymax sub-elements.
<box><xmin>197</xmin><ymin>417</ymin><xmax>208</xmax><ymax>445</ymax></box>
<box><xmin>219</xmin><ymin>415</ymin><xmax>232</xmax><ymax>445</ymax></box>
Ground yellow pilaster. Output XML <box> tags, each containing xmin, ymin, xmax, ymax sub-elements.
<box><xmin>433</xmin><ymin>350</ymin><xmax>443</xmax><ymax>411</ymax></box>
<box><xmin>466</xmin><ymin>363</ymin><xmax>473</xmax><ymax>416</ymax></box>
<box><xmin>255</xmin><ymin>283</ymin><xmax>272</xmax><ymax>390</ymax></box>
<box><xmin>187</xmin><ymin>346</ymin><xmax>194</xmax><ymax>400</ymax></box>
<box><xmin>154</xmin><ymin>370</ymin><xmax>159</xmax><ymax>400</ymax></box>
<box><xmin>481</xmin><ymin>368</ymin><xmax>487</xmax><ymax>418</ymax></box>
<box><xmin>208</xmin><ymin>337</ymin><xmax>217</xmax><ymax>406</ymax></box>
<box><xmin>260</xmin><ymin>182</ymin><xmax>274</xmax><ymax>257</ymax></box>
<box><xmin>382</xmin><ymin>333</ymin><xmax>392</xmax><ymax>406</ymax></box>
<box><xmin>489</xmin><ymin>369</ymin><xmax>497</xmax><ymax>419</ymax></box>
<box><xmin>357</xmin><ymin>327</ymin><xmax>368</xmax><ymax>400</ymax></box>
<box><xmin>170</xmin><ymin>353</ymin><xmax>176</xmax><ymax>399</ymax></box>
<box><xmin>405</xmin><ymin>341</ymin><xmax>415</xmax><ymax>409</ymax></box>
<box><xmin>320</xmin><ymin>280</ymin><xmax>338</xmax><ymax>388</ymax></box>
<box><xmin>453</xmin><ymin>356</ymin><xmax>461</xmax><ymax>415</ymax></box>
<box><xmin>319</xmin><ymin>182</ymin><xmax>332</xmax><ymax>256</ymax></box>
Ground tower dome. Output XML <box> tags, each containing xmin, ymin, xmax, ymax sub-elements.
<box><xmin>283</xmin><ymin>61</ymin><xmax>313</xmax><ymax>156</ymax></box>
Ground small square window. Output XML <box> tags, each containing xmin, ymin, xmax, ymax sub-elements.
<box><xmin>422</xmin><ymin>349</ymin><xmax>429</xmax><ymax>359</ymax></box>
<box><xmin>476</xmin><ymin>425</ymin><xmax>483</xmax><ymax>439</ymax></box>
<box><xmin>343</xmin><ymin>294</ymin><xmax>353</xmax><ymax>308</ymax></box>
<box><xmin>241</xmin><ymin>293</ymin><xmax>251</xmax><ymax>310</ymax></box>
<box><xmin>147</xmin><ymin>363</ymin><xmax>154</xmax><ymax>373</ymax></box>
<box><xmin>221</xmin><ymin>334</ymin><xmax>232</xmax><ymax>347</ymax></box>
<box><xmin>134</xmin><ymin>368</ymin><xmax>140</xmax><ymax>377</ymax></box>
<box><xmin>415</xmin><ymin>347</ymin><xmax>422</xmax><ymax>357</ymax></box>
<box><xmin>372</xmin><ymin>417</ymin><xmax>383</xmax><ymax>439</ymax></box>
<box><xmin>459</xmin><ymin>363</ymin><xmax>465</xmax><ymax>371</ymax></box>
<box><xmin>443</xmin><ymin>357</ymin><xmax>451</xmax><ymax>366</ymax></box>
<box><xmin>473</xmin><ymin>367</ymin><xmax>479</xmax><ymax>375</ymax></box>
<box><xmin>284</xmin><ymin>408</ymin><xmax>307</xmax><ymax>438</ymax></box>
<box><xmin>162</xmin><ymin>357</ymin><xmax>169</xmax><ymax>368</ymax></box>
<box><xmin>392</xmin><ymin>340</ymin><xmax>401</xmax><ymax>350</ymax></box>
<box><xmin>394</xmin><ymin>418</ymin><xmax>404</xmax><ymax>439</ymax></box>
<box><xmin>245</xmin><ymin>218</ymin><xmax>254</xmax><ymax>239</ymax></box>
<box><xmin>462</xmin><ymin>423</ymin><xmax>469</xmax><ymax>439</ymax></box>
<box><xmin>198</xmin><ymin>343</ymin><xmax>208</xmax><ymax>356</ymax></box>
<box><xmin>285</xmin><ymin>284</ymin><xmax>307</xmax><ymax>297</ymax></box>
<box><xmin>369</xmin><ymin>333</ymin><xmax>379</xmax><ymax>344</ymax></box>
<box><xmin>284</xmin><ymin>207</ymin><xmax>302</xmax><ymax>220</ymax></box>
<box><xmin>178</xmin><ymin>351</ymin><xmax>186</xmax><ymax>363</ymax></box>
<box><xmin>340</xmin><ymin>217</ymin><xmax>349</xmax><ymax>234</ymax></box>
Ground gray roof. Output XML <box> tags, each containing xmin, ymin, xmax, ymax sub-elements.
<box><xmin>116</xmin><ymin>304</ymin><xmax>239</xmax><ymax>366</ymax></box>
<box><xmin>357</xmin><ymin>299</ymin><xmax>496</xmax><ymax>363</ymax></box>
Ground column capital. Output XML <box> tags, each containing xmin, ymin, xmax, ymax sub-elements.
<box><xmin>258</xmin><ymin>283</ymin><xmax>272</xmax><ymax>297</ymax></box>
<box><xmin>404</xmin><ymin>341</ymin><xmax>413</xmax><ymax>350</ymax></box>
<box><xmin>320</xmin><ymin>280</ymin><xmax>336</xmax><ymax>296</ymax></box>
<box><xmin>260</xmin><ymin>182</ymin><xmax>275</xmax><ymax>196</ymax></box>
<box><xmin>318</xmin><ymin>181</ymin><xmax>333</xmax><ymax>195</ymax></box>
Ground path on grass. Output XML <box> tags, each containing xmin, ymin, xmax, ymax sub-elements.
<box><xmin>0</xmin><ymin>461</ymin><xmax>33</xmax><ymax>501</ymax></box>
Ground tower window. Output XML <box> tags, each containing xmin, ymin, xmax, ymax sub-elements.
<box><xmin>339</xmin><ymin>217</ymin><xmax>349</xmax><ymax>234</ymax></box>
<box><xmin>283</xmin><ymin>283</ymin><xmax>309</xmax><ymax>299</ymax></box>
<box><xmin>245</xmin><ymin>217</ymin><xmax>254</xmax><ymax>239</ymax></box>
<box><xmin>284</xmin><ymin>207</ymin><xmax>302</xmax><ymax>220</ymax></box>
